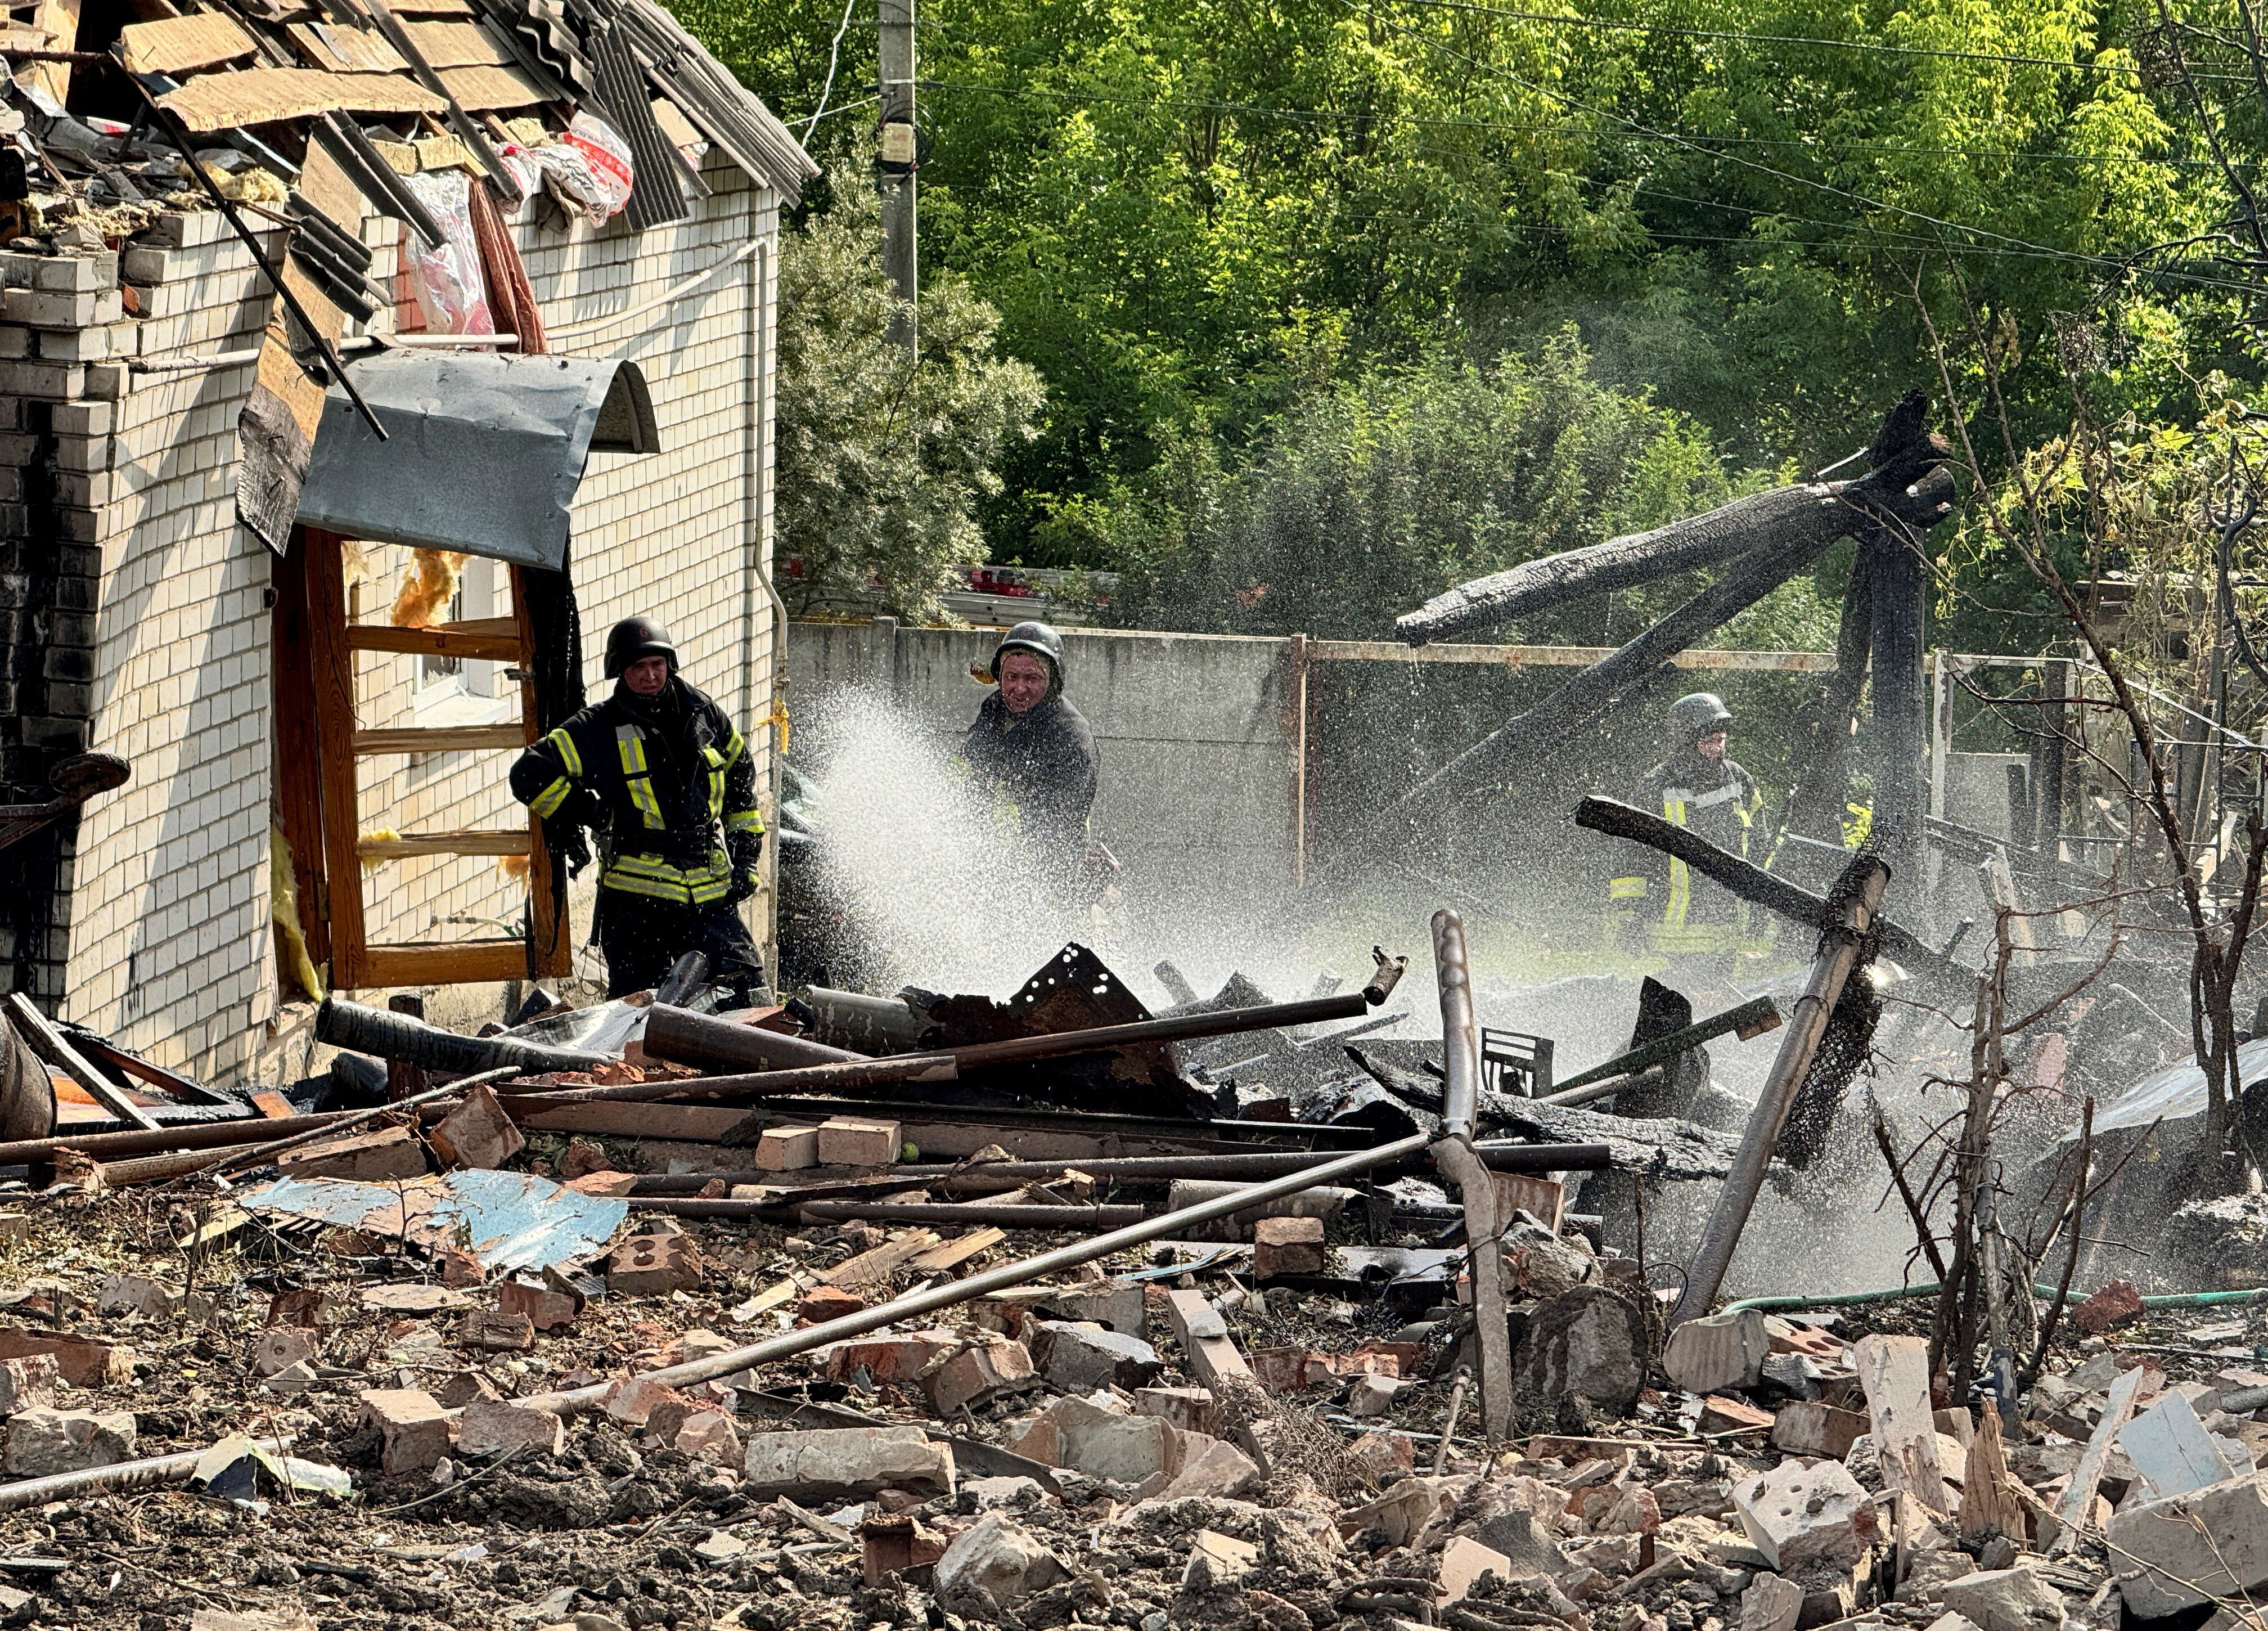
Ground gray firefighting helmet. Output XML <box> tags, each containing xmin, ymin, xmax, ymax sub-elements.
<box><xmin>1670</xmin><ymin>691</ymin><xmax>1733</xmax><ymax>743</ymax></box>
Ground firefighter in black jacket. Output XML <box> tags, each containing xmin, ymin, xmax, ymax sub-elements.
<box><xmin>964</xmin><ymin>621</ymin><xmax>1100</xmax><ymax>882</ymax></box>
<box><xmin>1610</xmin><ymin>693</ymin><xmax>1762</xmax><ymax>961</ymax></box>
<box><xmin>510</xmin><ymin>615</ymin><xmax>767</xmax><ymax>1000</ymax></box>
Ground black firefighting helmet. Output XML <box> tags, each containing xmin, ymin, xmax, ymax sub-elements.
<box><xmin>989</xmin><ymin>621</ymin><xmax>1066</xmax><ymax>699</ymax></box>
<box><xmin>605</xmin><ymin>615</ymin><xmax>679</xmax><ymax>680</ymax></box>
<box><xmin>1670</xmin><ymin>691</ymin><xmax>1733</xmax><ymax>744</ymax></box>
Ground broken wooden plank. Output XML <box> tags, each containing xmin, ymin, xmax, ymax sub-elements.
<box><xmin>18</xmin><ymin>0</ymin><xmax>80</xmax><ymax>102</ymax></box>
<box><xmin>403</xmin><ymin>18</ymin><xmax>514</xmax><ymax>65</ymax></box>
<box><xmin>908</xmin><ymin>1229</ymin><xmax>1005</xmax><ymax>1276</ymax></box>
<box><xmin>436</xmin><ymin>62</ymin><xmax>545</xmax><ymax>110</ymax></box>
<box><xmin>156</xmin><ymin>67</ymin><xmax>446</xmax><ymax>132</ymax></box>
<box><xmin>1958</xmin><ymin>1399</ymin><xmax>2027</xmax><ymax>1540</ymax></box>
<box><xmin>285</xmin><ymin>21</ymin><xmax>412</xmax><ymax>73</ymax></box>
<box><xmin>119</xmin><ymin>12</ymin><xmax>256</xmax><ymax>75</ymax></box>
<box><xmin>4</xmin><ymin>994</ymin><xmax>159</xmax><ymax>1133</ymax></box>
<box><xmin>1853</xmin><ymin>1333</ymin><xmax>1951</xmax><ymax>1514</ymax></box>
<box><xmin>823</xmin><ymin>1230</ymin><xmax>943</xmax><ymax>1291</ymax></box>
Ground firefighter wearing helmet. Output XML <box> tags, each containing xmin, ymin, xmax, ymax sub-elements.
<box><xmin>964</xmin><ymin>621</ymin><xmax>1100</xmax><ymax>878</ymax></box>
<box><xmin>509</xmin><ymin>615</ymin><xmax>768</xmax><ymax>1001</ymax></box>
<box><xmin>1609</xmin><ymin>693</ymin><xmax>1762</xmax><ymax>964</ymax></box>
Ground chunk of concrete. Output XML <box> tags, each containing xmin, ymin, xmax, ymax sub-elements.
<box><xmin>741</xmin><ymin>1425</ymin><xmax>955</xmax><ymax>1500</ymax></box>
<box><xmin>4</xmin><ymin>1407</ymin><xmax>135</xmax><ymax>1475</ymax></box>
<box><xmin>250</xmin><ymin>1328</ymin><xmax>317</xmax><ymax>1379</ymax></box>
<box><xmin>2104</xmin><ymin>1470</ymin><xmax>2268</xmax><ymax>1618</ymax></box>
<box><xmin>1438</xmin><ymin>1536</ymin><xmax>1513</xmax><ymax>1605</ymax></box>
<box><xmin>1134</xmin><ymin>1385</ymin><xmax>1216</xmax><ymax>1435</ymax></box>
<box><xmin>1033</xmin><ymin>1321</ymin><xmax>1162</xmax><ymax>1391</ymax></box>
<box><xmin>457</xmin><ymin>1398</ymin><xmax>565</xmax><ymax>1459</ymax></box>
<box><xmin>359</xmin><ymin>1389</ymin><xmax>452</xmax><ymax>1477</ymax></box>
<box><xmin>1772</xmin><ymin>1400</ymin><xmax>1868</xmax><ymax>1459</ymax></box>
<box><xmin>1740</xmin><ymin>1572</ymin><xmax>1804</xmax><ymax>1631</ymax></box>
<box><xmin>1055</xmin><ymin>1398</ymin><xmax>1177</xmax><ymax>1482</ymax></box>
<box><xmin>934</xmin><ymin>1513</ymin><xmax>1063</xmax><ymax>1604</ymax></box>
<box><xmin>1933</xmin><ymin>1567</ymin><xmax>2068</xmax><ymax>1631</ymax></box>
<box><xmin>924</xmin><ymin>1338</ymin><xmax>1037</xmax><ymax>1417</ymax></box>
<box><xmin>1664</xmin><ymin>1309</ymin><xmax>1771</xmax><ymax>1396</ymax></box>
<box><xmin>1732</xmin><ymin>1458</ymin><xmax>1878</xmax><ymax>1570</ymax></box>
<box><xmin>96</xmin><ymin>1274</ymin><xmax>179</xmax><ymax>1320</ymax></box>
<box><xmin>1181</xmin><ymin>1528</ymin><xmax>1258</xmax><ymax>1593</ymax></box>
<box><xmin>1474</xmin><ymin>1505</ymin><xmax>1572</xmax><ymax>1580</ymax></box>
<box><xmin>1511</xmin><ymin>1284</ymin><xmax>1646</xmax><ymax>1417</ymax></box>
<box><xmin>1158</xmin><ymin>1435</ymin><xmax>1263</xmax><ymax>1500</ymax></box>
<box><xmin>1347</xmin><ymin>1374</ymin><xmax>1403</xmax><ymax>1417</ymax></box>
<box><xmin>0</xmin><ymin>1355</ymin><xmax>57</xmax><ymax>1416</ymax></box>
<box><xmin>1894</xmin><ymin>1549</ymin><xmax>1977</xmax><ymax>1604</ymax></box>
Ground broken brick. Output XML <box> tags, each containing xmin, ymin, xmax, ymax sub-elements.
<box><xmin>815</xmin><ymin>1117</ymin><xmax>901</xmax><ymax>1166</ymax></box>
<box><xmin>0</xmin><ymin>1329</ymin><xmax>135</xmax><ymax>1388</ymax></box>
<box><xmin>4</xmin><ymin>1407</ymin><xmax>135</xmax><ymax>1475</ymax></box>
<box><xmin>358</xmin><ymin>1389</ymin><xmax>453</xmax><ymax>1477</ymax></box>
<box><xmin>1697</xmin><ymin>1395</ymin><xmax>1776</xmax><ymax>1435</ymax></box>
<box><xmin>457</xmin><ymin>1398</ymin><xmax>565</xmax><ymax>1459</ymax></box>
<box><xmin>0</xmin><ymin>1356</ymin><xmax>57</xmax><ymax>1416</ymax></box>
<box><xmin>454</xmin><ymin>1309</ymin><xmax>535</xmax><ymax>1352</ymax></box>
<box><xmin>497</xmin><ymin>1278</ymin><xmax>582</xmax><ymax>1332</ymax></box>
<box><xmin>606</xmin><ymin>1232</ymin><xmax>704</xmax><ymax>1296</ymax></box>
<box><xmin>1252</xmin><ymin>1215</ymin><xmax>1327</xmax><ymax>1279</ymax></box>
<box><xmin>602</xmin><ymin>1374</ymin><xmax>695</xmax><ymax>1427</ymax></box>
<box><xmin>924</xmin><ymin>1338</ymin><xmax>1037</xmax><ymax>1416</ymax></box>
<box><xmin>798</xmin><ymin>1286</ymin><xmax>868</xmax><ymax>1324</ymax></box>
<box><xmin>565</xmin><ymin>1170</ymin><xmax>640</xmax><ymax>1197</ymax></box>
<box><xmin>2071</xmin><ymin>1279</ymin><xmax>2144</xmax><ymax>1335</ymax></box>
<box><xmin>861</xmin><ymin>1512</ymin><xmax>949</xmax><ymax>1585</ymax></box>
<box><xmin>277</xmin><ymin>1124</ymin><xmax>428</xmax><ymax>1182</ymax></box>
<box><xmin>559</xmin><ymin>1137</ymin><xmax>611</xmax><ymax>1180</ymax></box>
<box><xmin>755</xmin><ymin>1126</ymin><xmax>818</xmax><ymax>1171</ymax></box>
<box><xmin>429</xmin><ymin>1084</ymin><xmax>525</xmax><ymax>1170</ymax></box>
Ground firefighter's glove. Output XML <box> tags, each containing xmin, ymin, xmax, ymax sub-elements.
<box><xmin>726</xmin><ymin>829</ymin><xmax>763</xmax><ymax>905</ymax></box>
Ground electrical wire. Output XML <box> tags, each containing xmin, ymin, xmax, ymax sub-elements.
<box><xmin>802</xmin><ymin>0</ymin><xmax>862</xmax><ymax>146</ymax></box>
<box><xmin>1339</xmin><ymin>0</ymin><xmax>2265</xmax><ymax>300</ymax></box>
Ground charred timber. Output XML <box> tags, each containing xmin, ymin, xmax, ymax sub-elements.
<box><xmin>1574</xmin><ymin>796</ymin><xmax>1959</xmax><ymax>983</ymax></box>
<box><xmin>1394</xmin><ymin>390</ymin><xmax>1948</xmax><ymax>645</ymax></box>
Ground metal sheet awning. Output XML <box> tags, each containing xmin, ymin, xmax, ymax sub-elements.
<box><xmin>295</xmin><ymin>348</ymin><xmax>660</xmax><ymax>570</ymax></box>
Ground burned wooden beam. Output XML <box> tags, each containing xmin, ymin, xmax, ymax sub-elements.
<box><xmin>1539</xmin><ymin>996</ymin><xmax>1782</xmax><ymax>1107</ymax></box>
<box><xmin>1672</xmin><ymin>856</ymin><xmax>1887</xmax><ymax>1323</ymax></box>
<box><xmin>1346</xmin><ymin>394</ymin><xmax>1952</xmax><ymax>862</ymax></box>
<box><xmin>1574</xmin><ymin>795</ymin><xmax>1959</xmax><ymax>983</ymax></box>
<box><xmin>1776</xmin><ymin>545</ymin><xmax>1876</xmax><ymax>857</ymax></box>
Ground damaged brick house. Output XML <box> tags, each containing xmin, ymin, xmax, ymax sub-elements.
<box><xmin>0</xmin><ymin>0</ymin><xmax>814</xmax><ymax>1085</ymax></box>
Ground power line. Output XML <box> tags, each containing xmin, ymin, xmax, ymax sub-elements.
<box><xmin>1389</xmin><ymin>0</ymin><xmax>2251</xmax><ymax>83</ymax></box>
<box><xmin>1341</xmin><ymin>0</ymin><xmax>2263</xmax><ymax>300</ymax></box>
<box><xmin>918</xmin><ymin>75</ymin><xmax>2208</xmax><ymax>169</ymax></box>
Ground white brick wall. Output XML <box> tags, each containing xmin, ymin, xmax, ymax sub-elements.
<box><xmin>51</xmin><ymin>155</ymin><xmax>782</xmax><ymax>1085</ymax></box>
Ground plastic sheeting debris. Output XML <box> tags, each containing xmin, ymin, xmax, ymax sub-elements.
<box><xmin>240</xmin><ymin>1168</ymin><xmax>628</xmax><ymax>1273</ymax></box>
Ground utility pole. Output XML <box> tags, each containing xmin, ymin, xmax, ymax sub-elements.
<box><xmin>877</xmin><ymin>0</ymin><xmax>916</xmax><ymax>352</ymax></box>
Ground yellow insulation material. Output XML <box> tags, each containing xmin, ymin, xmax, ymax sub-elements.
<box><xmin>391</xmin><ymin>548</ymin><xmax>469</xmax><ymax>628</ymax></box>
<box><xmin>269</xmin><ymin>827</ymin><xmax>325</xmax><ymax>1002</ymax></box>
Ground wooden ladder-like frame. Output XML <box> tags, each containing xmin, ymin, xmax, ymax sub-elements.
<box><xmin>284</xmin><ymin>525</ymin><xmax>570</xmax><ymax>990</ymax></box>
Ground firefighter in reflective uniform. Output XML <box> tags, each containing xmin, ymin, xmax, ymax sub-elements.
<box><xmin>963</xmin><ymin>621</ymin><xmax>1102</xmax><ymax>892</ymax></box>
<box><xmin>1609</xmin><ymin>693</ymin><xmax>1762</xmax><ymax>964</ymax></box>
<box><xmin>509</xmin><ymin>615</ymin><xmax>768</xmax><ymax>1001</ymax></box>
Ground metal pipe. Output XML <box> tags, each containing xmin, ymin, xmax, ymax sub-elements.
<box><xmin>1539</xmin><ymin>996</ymin><xmax>1783</xmax><ymax>1107</ymax></box>
<box><xmin>1672</xmin><ymin>857</ymin><xmax>1887</xmax><ymax>1325</ymax></box>
<box><xmin>800</xmin><ymin>1201</ymin><xmax>1147</xmax><ymax>1228</ymax></box>
<box><xmin>0</xmin><ymin>1109</ymin><xmax>402</xmax><ymax>1168</ymax></box>
<box><xmin>644</xmin><ymin>1003</ymin><xmax>868</xmax><ymax>1072</ymax></box>
<box><xmin>514</xmin><ymin>985</ymin><xmax>1402</xmax><ymax>1114</ymax></box>
<box><xmin>0</xmin><ymin>1436</ymin><xmax>295</xmax><ymax>1513</ymax></box>
<box><xmin>897</xmin><ymin>1140</ymin><xmax>1616</xmax><ymax>1189</ymax></box>
<box><xmin>1429</xmin><ymin>908</ymin><xmax>1513</xmax><ymax>1441</ymax></box>
<box><xmin>521</xmin><ymin>1130</ymin><xmax>1434</xmax><ymax>1416</ymax></box>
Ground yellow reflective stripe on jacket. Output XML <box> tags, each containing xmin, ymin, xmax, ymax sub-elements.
<box><xmin>719</xmin><ymin>728</ymin><xmax>746</xmax><ymax>767</ymax></box>
<box><xmin>601</xmin><ymin>849</ymin><xmax>733</xmax><ymax>905</ymax></box>
<box><xmin>614</xmin><ymin>725</ymin><xmax>665</xmax><ymax>829</ymax></box>
<box><xmin>702</xmin><ymin>744</ymin><xmax>727</xmax><ymax>821</ymax></box>
<box><xmin>546</xmin><ymin>726</ymin><xmax>583</xmax><ymax>778</ymax></box>
<box><xmin>725</xmin><ymin>809</ymin><xmax>766</xmax><ymax>834</ymax></box>
<box><xmin>1608</xmin><ymin>876</ymin><xmax>1648</xmax><ymax>900</ymax></box>
<box><xmin>1663</xmin><ymin>797</ymin><xmax>1691</xmax><ymax>928</ymax></box>
<box><xmin>529</xmin><ymin>775</ymin><xmax>573</xmax><ymax>819</ymax></box>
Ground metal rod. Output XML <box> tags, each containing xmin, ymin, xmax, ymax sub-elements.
<box><xmin>1671</xmin><ymin>857</ymin><xmax>1887</xmax><ymax>1325</ymax></box>
<box><xmin>1539</xmin><ymin>996</ymin><xmax>1784</xmax><ymax>1106</ymax></box>
<box><xmin>517</xmin><ymin>983</ymin><xmax>1405</xmax><ymax>1116</ymax></box>
<box><xmin>520</xmin><ymin>1130</ymin><xmax>1434</xmax><ymax>1416</ymax></box>
<box><xmin>791</xmin><ymin>1199</ymin><xmax>1146</xmax><ymax>1228</ymax></box>
<box><xmin>0</xmin><ymin>1436</ymin><xmax>295</xmax><ymax>1514</ymax></box>
<box><xmin>1428</xmin><ymin>909</ymin><xmax>1514</xmax><ymax>1441</ymax></box>
<box><xmin>893</xmin><ymin>1141</ymin><xmax>1616</xmax><ymax>1189</ymax></box>
<box><xmin>0</xmin><ymin>1108</ymin><xmax>399</xmax><ymax>1168</ymax></box>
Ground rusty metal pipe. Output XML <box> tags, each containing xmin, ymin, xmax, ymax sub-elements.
<box><xmin>1430</xmin><ymin>907</ymin><xmax>1513</xmax><ymax>1442</ymax></box>
<box><xmin>804</xmin><ymin>1201</ymin><xmax>1148</xmax><ymax>1228</ymax></box>
<box><xmin>0</xmin><ymin>1106</ymin><xmax>453</xmax><ymax>1168</ymax></box>
<box><xmin>899</xmin><ymin>1140</ymin><xmax>1615</xmax><ymax>1189</ymax></box>
<box><xmin>522</xmin><ymin>1129</ymin><xmax>1434</xmax><ymax>1417</ymax></box>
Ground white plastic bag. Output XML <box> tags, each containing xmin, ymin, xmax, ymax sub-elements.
<box><xmin>399</xmin><ymin>169</ymin><xmax>494</xmax><ymax>335</ymax></box>
<box><xmin>546</xmin><ymin>110</ymin><xmax>634</xmax><ymax>221</ymax></box>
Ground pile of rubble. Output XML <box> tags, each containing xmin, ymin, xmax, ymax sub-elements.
<box><xmin>0</xmin><ymin>1153</ymin><xmax>2261</xmax><ymax>1631</ymax></box>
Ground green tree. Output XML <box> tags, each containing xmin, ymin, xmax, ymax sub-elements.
<box><xmin>775</xmin><ymin>153</ymin><xmax>1045</xmax><ymax>621</ymax></box>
